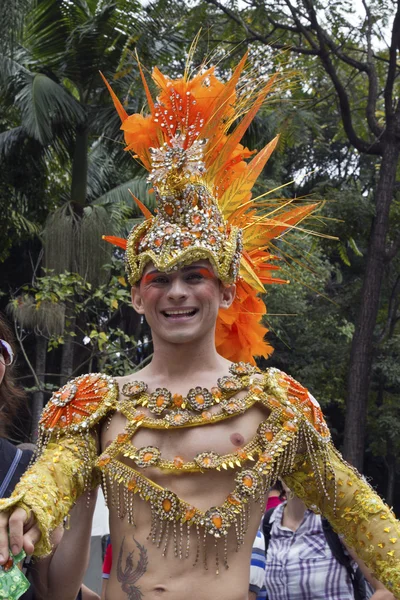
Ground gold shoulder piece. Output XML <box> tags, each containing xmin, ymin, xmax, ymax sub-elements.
<box><xmin>39</xmin><ymin>373</ymin><xmax>118</xmax><ymax>438</ymax></box>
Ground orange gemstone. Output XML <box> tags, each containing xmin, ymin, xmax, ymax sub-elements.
<box><xmin>174</xmin><ymin>413</ymin><xmax>184</xmax><ymax>423</ymax></box>
<box><xmin>117</xmin><ymin>433</ymin><xmax>129</xmax><ymax>444</ymax></box>
<box><xmin>156</xmin><ymin>395</ymin><xmax>165</xmax><ymax>407</ymax></box>
<box><xmin>201</xmin><ymin>410</ymin><xmax>212</xmax><ymax>421</ymax></box>
<box><xmin>283</xmin><ymin>420</ymin><xmax>298</xmax><ymax>432</ymax></box>
<box><xmin>183</xmin><ymin>238</ymin><xmax>191</xmax><ymax>247</ymax></box>
<box><xmin>212</xmin><ymin>515</ymin><xmax>222</xmax><ymax>529</ymax></box>
<box><xmin>192</xmin><ymin>214</ymin><xmax>202</xmax><ymax>225</ymax></box>
<box><xmin>127</xmin><ymin>477</ymin><xmax>137</xmax><ymax>491</ymax></box>
<box><xmin>250</xmin><ymin>384</ymin><xmax>263</xmax><ymax>394</ymax></box>
<box><xmin>98</xmin><ymin>455</ymin><xmax>111</xmax><ymax>467</ymax></box>
<box><xmin>165</xmin><ymin>204</ymin><xmax>174</xmax><ymax>216</ymax></box>
<box><xmin>154</xmin><ymin>238</ymin><xmax>162</xmax><ymax>247</ymax></box>
<box><xmin>236</xmin><ymin>449</ymin><xmax>247</xmax><ymax>460</ymax></box>
<box><xmin>283</xmin><ymin>406</ymin><xmax>295</xmax><ymax>419</ymax></box>
<box><xmin>162</xmin><ymin>498</ymin><xmax>172</xmax><ymax>512</ymax></box>
<box><xmin>173</xmin><ymin>456</ymin><xmax>184</xmax><ymax>468</ymax></box>
<box><xmin>243</xmin><ymin>474</ymin><xmax>253</xmax><ymax>488</ymax></box>
<box><xmin>264</xmin><ymin>429</ymin><xmax>274</xmax><ymax>442</ymax></box>
<box><xmin>259</xmin><ymin>452</ymin><xmax>273</xmax><ymax>463</ymax></box>
<box><xmin>143</xmin><ymin>452</ymin><xmax>154</xmax><ymax>462</ymax></box>
<box><xmin>133</xmin><ymin>412</ymin><xmax>145</xmax><ymax>421</ymax></box>
<box><xmin>224</xmin><ymin>380</ymin><xmax>236</xmax><ymax>389</ymax></box>
<box><xmin>195</xmin><ymin>393</ymin><xmax>205</xmax><ymax>405</ymax></box>
<box><xmin>172</xmin><ymin>394</ymin><xmax>184</xmax><ymax>407</ymax></box>
<box><xmin>209</xmin><ymin>236</ymin><xmax>217</xmax><ymax>245</ymax></box>
<box><xmin>236</xmin><ymin>365</ymin><xmax>247</xmax><ymax>374</ymax></box>
<box><xmin>269</xmin><ymin>397</ymin><xmax>281</xmax><ymax>409</ymax></box>
<box><xmin>184</xmin><ymin>507</ymin><xmax>196</xmax><ymax>521</ymax></box>
<box><xmin>202</xmin><ymin>457</ymin><xmax>212</xmax><ymax>466</ymax></box>
<box><xmin>227</xmin><ymin>493</ymin><xmax>241</xmax><ymax>506</ymax></box>
<box><xmin>218</xmin><ymin>226</ymin><xmax>224</xmax><ymax>232</ymax></box>
<box><xmin>193</xmin><ymin>231</ymin><xmax>201</xmax><ymax>238</ymax></box>
<box><xmin>211</xmin><ymin>387</ymin><xmax>222</xmax><ymax>398</ymax></box>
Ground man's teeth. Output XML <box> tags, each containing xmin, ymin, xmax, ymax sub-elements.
<box><xmin>164</xmin><ymin>309</ymin><xmax>196</xmax><ymax>316</ymax></box>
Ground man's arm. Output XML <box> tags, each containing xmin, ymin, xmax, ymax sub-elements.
<box><xmin>284</xmin><ymin>446</ymin><xmax>400</xmax><ymax>597</ymax></box>
<box><xmin>0</xmin><ymin>373</ymin><xmax>118</xmax><ymax>564</ymax></box>
<box><xmin>0</xmin><ymin>434</ymin><xmax>98</xmax><ymax>562</ymax></box>
<box><xmin>345</xmin><ymin>544</ymin><xmax>396</xmax><ymax>600</ymax></box>
<box><xmin>30</xmin><ymin>488</ymin><xmax>98</xmax><ymax>600</ymax></box>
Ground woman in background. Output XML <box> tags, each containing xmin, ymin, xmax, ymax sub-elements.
<box><xmin>0</xmin><ymin>312</ymin><xmax>99</xmax><ymax>600</ymax></box>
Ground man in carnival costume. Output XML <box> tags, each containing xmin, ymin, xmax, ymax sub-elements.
<box><xmin>0</xmin><ymin>54</ymin><xmax>399</xmax><ymax>600</ymax></box>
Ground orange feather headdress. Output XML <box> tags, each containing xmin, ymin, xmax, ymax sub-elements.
<box><xmin>102</xmin><ymin>55</ymin><xmax>317</xmax><ymax>364</ymax></box>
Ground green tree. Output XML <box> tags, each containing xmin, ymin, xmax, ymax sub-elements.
<box><xmin>188</xmin><ymin>0</ymin><xmax>400</xmax><ymax>471</ymax></box>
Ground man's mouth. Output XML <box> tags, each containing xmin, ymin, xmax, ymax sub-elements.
<box><xmin>161</xmin><ymin>308</ymin><xmax>198</xmax><ymax>319</ymax></box>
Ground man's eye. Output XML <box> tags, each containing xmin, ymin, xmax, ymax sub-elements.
<box><xmin>144</xmin><ymin>275</ymin><xmax>169</xmax><ymax>285</ymax></box>
<box><xmin>186</xmin><ymin>273</ymin><xmax>203</xmax><ymax>281</ymax></box>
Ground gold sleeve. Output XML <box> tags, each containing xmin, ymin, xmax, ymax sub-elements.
<box><xmin>284</xmin><ymin>445</ymin><xmax>400</xmax><ymax>597</ymax></box>
<box><xmin>0</xmin><ymin>434</ymin><xmax>98</xmax><ymax>557</ymax></box>
<box><xmin>0</xmin><ymin>372</ymin><xmax>118</xmax><ymax>557</ymax></box>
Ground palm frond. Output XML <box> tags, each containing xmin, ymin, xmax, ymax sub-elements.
<box><xmin>15</xmin><ymin>72</ymin><xmax>86</xmax><ymax>144</ymax></box>
<box><xmin>0</xmin><ymin>126</ymin><xmax>27</xmax><ymax>156</ymax></box>
<box><xmin>94</xmin><ymin>175</ymin><xmax>156</xmax><ymax>216</ymax></box>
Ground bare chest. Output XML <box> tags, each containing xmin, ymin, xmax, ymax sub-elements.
<box><xmin>102</xmin><ymin>403</ymin><xmax>269</xmax><ymax>460</ymax></box>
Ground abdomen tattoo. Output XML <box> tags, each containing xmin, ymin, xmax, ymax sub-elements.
<box><xmin>117</xmin><ymin>535</ymin><xmax>149</xmax><ymax>600</ymax></box>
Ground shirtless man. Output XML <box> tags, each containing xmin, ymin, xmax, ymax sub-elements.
<box><xmin>104</xmin><ymin>259</ymin><xmax>268</xmax><ymax>600</ymax></box>
<box><xmin>1</xmin><ymin>55</ymin><xmax>399</xmax><ymax>600</ymax></box>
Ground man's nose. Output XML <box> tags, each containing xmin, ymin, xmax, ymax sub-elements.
<box><xmin>167</xmin><ymin>277</ymin><xmax>188</xmax><ymax>299</ymax></box>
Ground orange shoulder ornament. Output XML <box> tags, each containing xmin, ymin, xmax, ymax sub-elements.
<box><xmin>38</xmin><ymin>373</ymin><xmax>118</xmax><ymax>440</ymax></box>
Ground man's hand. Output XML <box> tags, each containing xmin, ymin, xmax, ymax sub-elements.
<box><xmin>0</xmin><ymin>507</ymin><xmax>41</xmax><ymax>564</ymax></box>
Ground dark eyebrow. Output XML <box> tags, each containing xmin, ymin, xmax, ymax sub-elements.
<box><xmin>145</xmin><ymin>265</ymin><xmax>209</xmax><ymax>275</ymax></box>
<box><xmin>181</xmin><ymin>265</ymin><xmax>209</xmax><ymax>272</ymax></box>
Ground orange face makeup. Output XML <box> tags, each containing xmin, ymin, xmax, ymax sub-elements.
<box><xmin>142</xmin><ymin>272</ymin><xmax>165</xmax><ymax>285</ymax></box>
<box><xmin>142</xmin><ymin>266</ymin><xmax>216</xmax><ymax>286</ymax></box>
<box><xmin>196</xmin><ymin>267</ymin><xmax>216</xmax><ymax>280</ymax></box>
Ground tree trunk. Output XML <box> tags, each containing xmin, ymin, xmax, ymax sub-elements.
<box><xmin>60</xmin><ymin>302</ymin><xmax>76</xmax><ymax>386</ymax></box>
<box><xmin>31</xmin><ymin>334</ymin><xmax>47</xmax><ymax>441</ymax></box>
<box><xmin>343</xmin><ymin>139</ymin><xmax>400</xmax><ymax>470</ymax></box>
<box><xmin>386</xmin><ymin>441</ymin><xmax>396</xmax><ymax>507</ymax></box>
<box><xmin>71</xmin><ymin>125</ymin><xmax>88</xmax><ymax>206</ymax></box>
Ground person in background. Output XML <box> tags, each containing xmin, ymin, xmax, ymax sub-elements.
<box><xmin>101</xmin><ymin>537</ymin><xmax>112</xmax><ymax>600</ymax></box>
<box><xmin>0</xmin><ymin>312</ymin><xmax>99</xmax><ymax>600</ymax></box>
<box><xmin>249</xmin><ymin>528</ymin><xmax>266</xmax><ymax>600</ymax></box>
<box><xmin>0</xmin><ymin>315</ymin><xmax>32</xmax><ymax>499</ymax></box>
<box><xmin>258</xmin><ymin>482</ymin><xmax>395</xmax><ymax>600</ymax></box>
<box><xmin>265</xmin><ymin>481</ymin><xmax>285</xmax><ymax>511</ymax></box>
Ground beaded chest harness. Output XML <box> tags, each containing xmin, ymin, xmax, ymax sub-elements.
<box><xmin>38</xmin><ymin>364</ymin><xmax>331</xmax><ymax>572</ymax></box>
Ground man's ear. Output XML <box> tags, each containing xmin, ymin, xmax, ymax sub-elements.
<box><xmin>219</xmin><ymin>283</ymin><xmax>236</xmax><ymax>309</ymax></box>
<box><xmin>131</xmin><ymin>285</ymin><xmax>145</xmax><ymax>315</ymax></box>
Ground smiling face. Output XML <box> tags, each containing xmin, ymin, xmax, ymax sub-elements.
<box><xmin>131</xmin><ymin>260</ymin><xmax>236</xmax><ymax>347</ymax></box>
